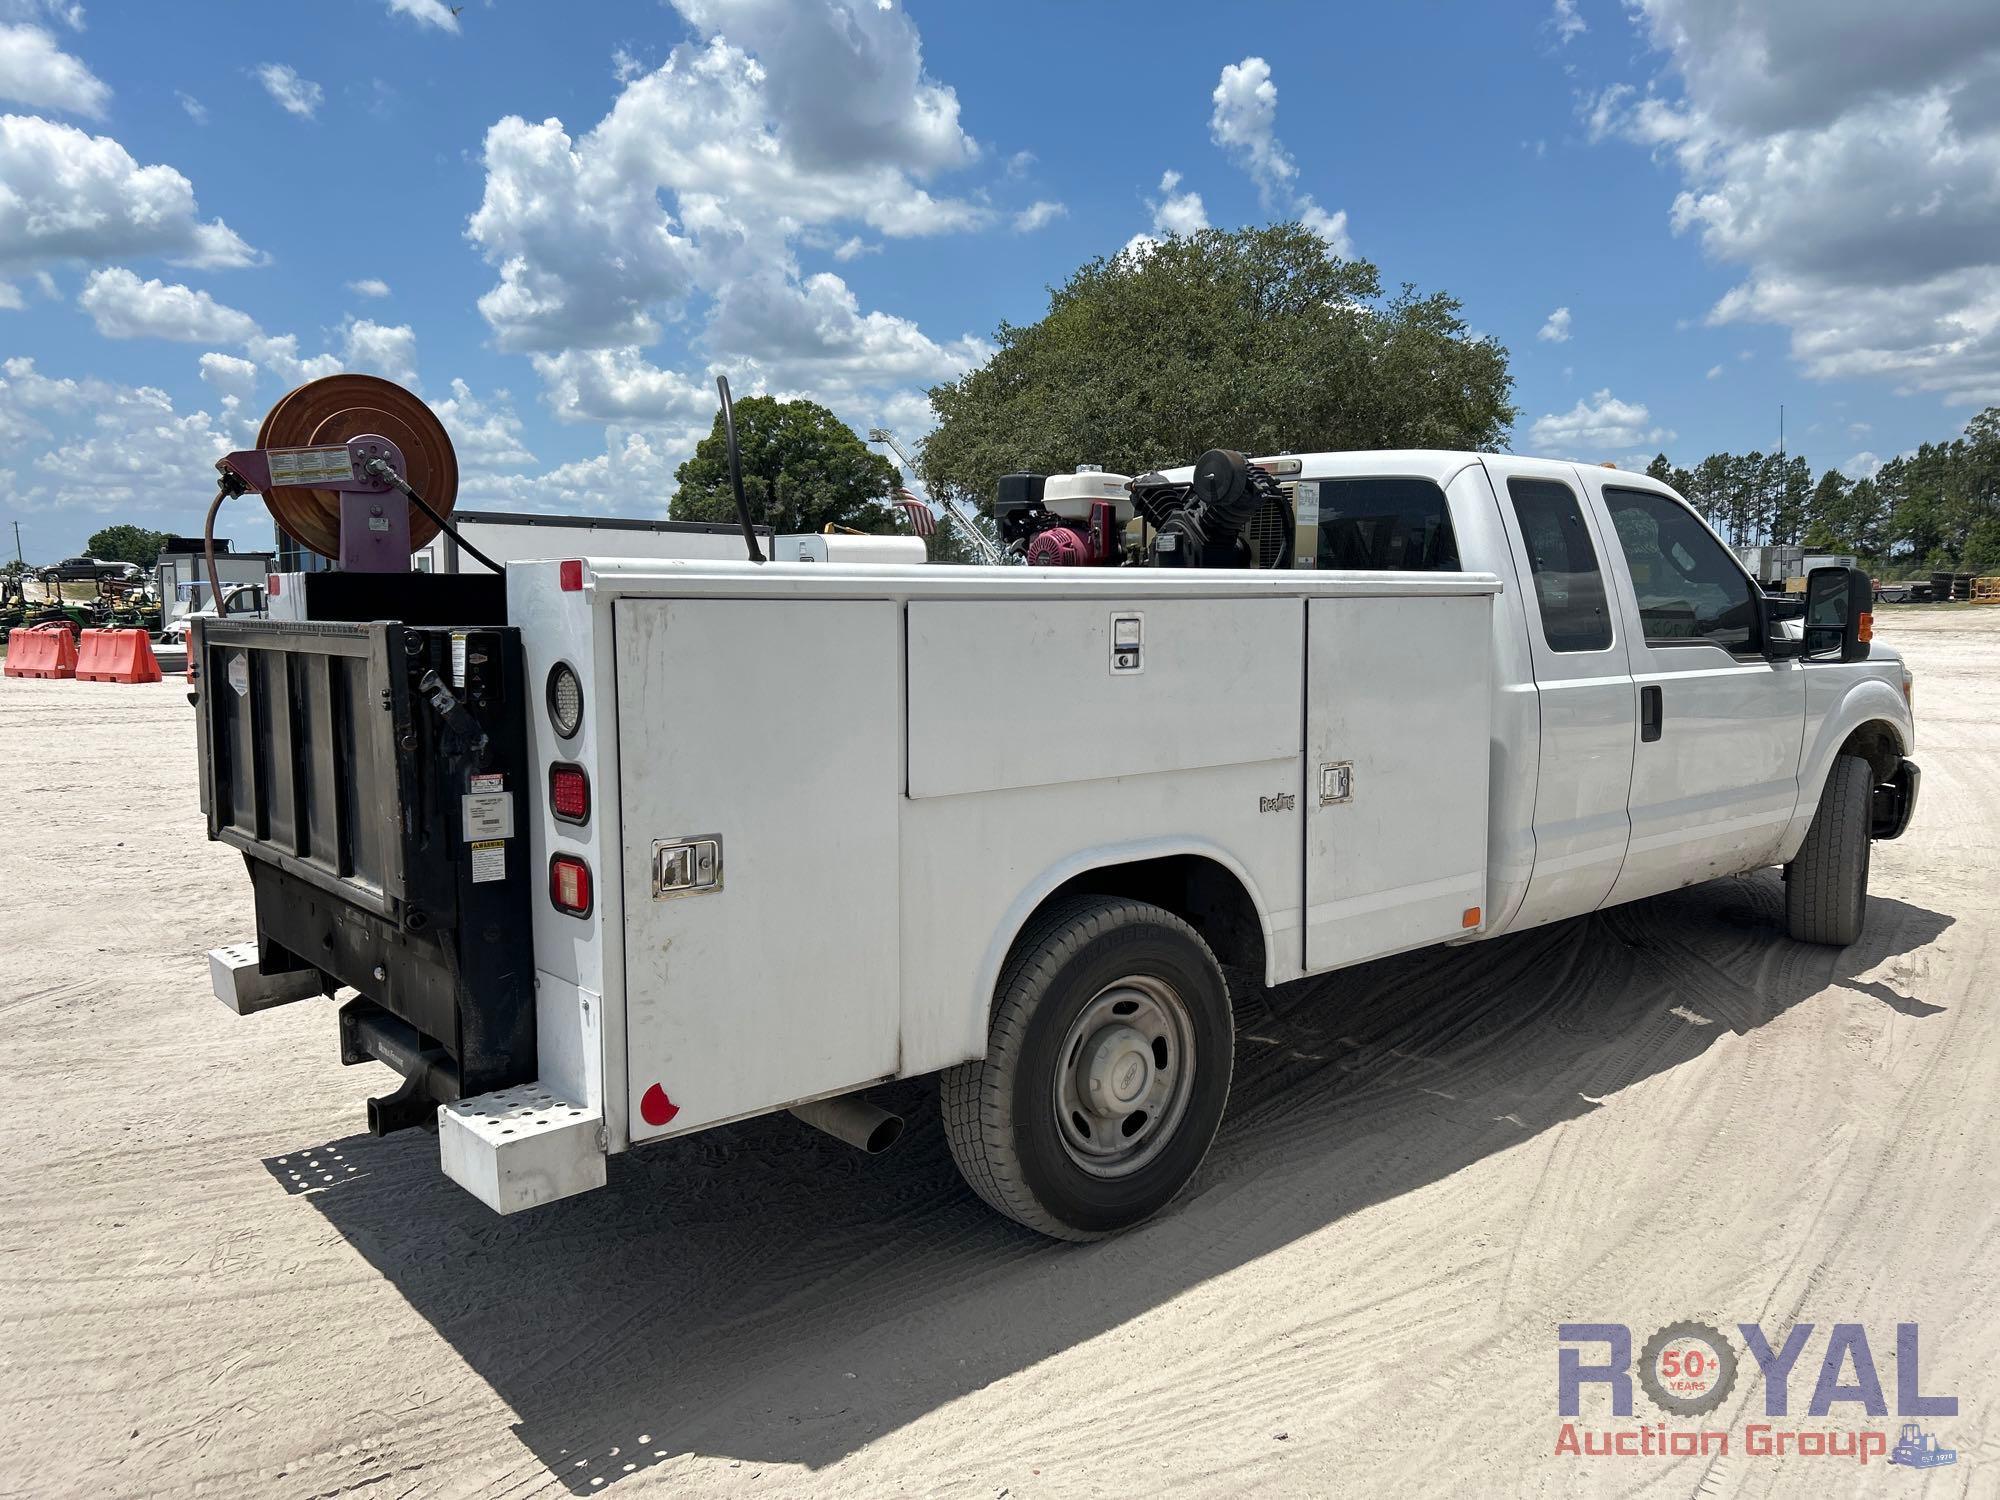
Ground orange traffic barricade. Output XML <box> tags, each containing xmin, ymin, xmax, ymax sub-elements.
<box><xmin>3</xmin><ymin>623</ymin><xmax>78</xmax><ymax>679</ymax></box>
<box><xmin>74</xmin><ymin>627</ymin><xmax>163</xmax><ymax>684</ymax></box>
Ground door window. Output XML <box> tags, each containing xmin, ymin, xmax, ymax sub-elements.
<box><xmin>1603</xmin><ymin>487</ymin><xmax>1758</xmax><ymax>652</ymax></box>
<box><xmin>1314</xmin><ymin>478</ymin><xmax>1460</xmax><ymax>570</ymax></box>
<box><xmin>1505</xmin><ymin>477</ymin><xmax>1613</xmax><ymax>651</ymax></box>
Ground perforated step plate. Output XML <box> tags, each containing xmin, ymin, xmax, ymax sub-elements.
<box><xmin>439</xmin><ymin>1082</ymin><xmax>605</xmax><ymax>1214</ymax></box>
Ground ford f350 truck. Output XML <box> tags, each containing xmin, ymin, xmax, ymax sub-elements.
<box><xmin>197</xmin><ymin>448</ymin><xmax>1917</xmax><ymax>1241</ymax></box>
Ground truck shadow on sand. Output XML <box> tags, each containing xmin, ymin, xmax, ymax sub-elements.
<box><xmin>269</xmin><ymin>873</ymin><xmax>1951</xmax><ymax>1491</ymax></box>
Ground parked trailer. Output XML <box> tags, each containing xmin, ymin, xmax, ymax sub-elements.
<box><xmin>197</xmin><ymin>441</ymin><xmax>1919</xmax><ymax>1240</ymax></box>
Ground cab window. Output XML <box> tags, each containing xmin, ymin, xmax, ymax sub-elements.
<box><xmin>1603</xmin><ymin>486</ymin><xmax>1758</xmax><ymax>652</ymax></box>
<box><xmin>1313</xmin><ymin>477</ymin><xmax>1459</xmax><ymax>570</ymax></box>
<box><xmin>1505</xmin><ymin>477</ymin><xmax>1613</xmax><ymax>652</ymax></box>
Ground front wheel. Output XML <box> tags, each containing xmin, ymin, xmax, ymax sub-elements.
<box><xmin>941</xmin><ymin>895</ymin><xmax>1234</xmax><ymax>1241</ymax></box>
<box><xmin>1785</xmin><ymin>754</ymin><xmax>1873</xmax><ymax>946</ymax></box>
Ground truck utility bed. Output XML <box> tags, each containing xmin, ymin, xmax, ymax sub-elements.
<box><xmin>200</xmin><ymin>557</ymin><xmax>1502</xmax><ymax>1214</ymax></box>
<box><xmin>514</xmin><ymin>560</ymin><xmax>1501</xmax><ymax>1182</ymax></box>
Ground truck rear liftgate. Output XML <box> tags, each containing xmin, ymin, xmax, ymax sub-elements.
<box><xmin>195</xmin><ymin>617</ymin><xmax>602</xmax><ymax>1200</ymax></box>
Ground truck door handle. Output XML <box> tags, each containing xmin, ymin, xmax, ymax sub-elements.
<box><xmin>1640</xmin><ymin>685</ymin><xmax>1663</xmax><ymax>743</ymax></box>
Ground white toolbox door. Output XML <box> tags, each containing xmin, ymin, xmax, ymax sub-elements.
<box><xmin>1304</xmin><ymin>593</ymin><xmax>1493</xmax><ymax>970</ymax></box>
<box><xmin>614</xmin><ymin>597</ymin><xmax>901</xmax><ymax>1140</ymax></box>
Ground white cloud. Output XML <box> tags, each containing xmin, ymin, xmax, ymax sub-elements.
<box><xmin>385</xmin><ymin>0</ymin><xmax>459</xmax><ymax>32</ymax></box>
<box><xmin>243</xmin><ymin>332</ymin><xmax>341</xmax><ymax>386</ymax></box>
<box><xmin>1150</xmin><ymin>168</ymin><xmax>1209</xmax><ymax>235</ymax></box>
<box><xmin>672</xmin><ymin>0</ymin><xmax>977</xmax><ymax>177</ymax></box>
<box><xmin>428</xmin><ymin>379</ymin><xmax>536</xmax><ymax>472</ymax></box>
<box><xmin>0</xmin><ymin>21</ymin><xmax>108</xmax><ymax>115</ymax></box>
<box><xmin>530</xmin><ymin>347</ymin><xmax>714</xmax><ymax>426</ymax></box>
<box><xmin>1538</xmin><ymin>306</ymin><xmax>1573</xmax><ymax>342</ymax></box>
<box><xmin>0</xmin><ymin>358</ymin><xmax>234</xmax><ymax>522</ymax></box>
<box><xmin>1295</xmin><ymin>197</ymin><xmax>1353</xmax><ymax>257</ymax></box>
<box><xmin>1208</xmin><ymin>57</ymin><xmax>1356</xmax><ymax>256</ymax></box>
<box><xmin>78</xmin><ymin>267</ymin><xmax>258</xmax><ymax>342</ymax></box>
<box><xmin>459</xmin><ymin>428</ymin><xmax>696</xmax><ymax>516</ymax></box>
<box><xmin>1594</xmin><ymin>0</ymin><xmax>2000</xmax><ymax>405</ymax></box>
<box><xmin>1528</xmin><ymin>388</ymin><xmax>1674</xmax><ymax>451</ymax></box>
<box><xmin>1550</xmin><ymin>0</ymin><xmax>1587</xmax><ymax>45</ymax></box>
<box><xmin>1706</xmin><ymin>362</ymin><xmax>1724</xmax><ymax>379</ymax></box>
<box><xmin>74</xmin><ymin>269</ymin><xmax>361</xmax><ymax>396</ymax></box>
<box><xmin>341</xmin><ymin>317</ymin><xmax>420</xmax><ymax>388</ymax></box>
<box><xmin>197</xmin><ymin>351</ymin><xmax>259</xmax><ymax>402</ymax></box>
<box><xmin>0</xmin><ymin>114</ymin><xmax>258</xmax><ymax>270</ymax></box>
<box><xmin>612</xmin><ymin>46</ymin><xmax>645</xmax><ymax>82</ymax></box>
<box><xmin>1012</xmin><ymin>199</ymin><xmax>1065</xmax><ymax>233</ymax></box>
<box><xmin>347</xmin><ymin>277</ymin><xmax>391</xmax><ymax>298</ymax></box>
<box><xmin>1842</xmin><ymin>450</ymin><xmax>1885</xmax><ymax>480</ymax></box>
<box><xmin>255</xmin><ymin>62</ymin><xmax>323</xmax><ymax>119</ymax></box>
<box><xmin>0</xmin><ymin>279</ymin><xmax>20</xmax><ymax>309</ymax></box>
<box><xmin>176</xmin><ymin>90</ymin><xmax>206</xmax><ymax>123</ymax></box>
<box><xmin>1209</xmin><ymin>56</ymin><xmax>1296</xmax><ymax>204</ymax></box>
<box><xmin>1004</xmin><ymin>149</ymin><xmax>1034</xmax><ymax>178</ymax></box>
<box><xmin>465</xmin><ymin>0</ymin><xmax>990</xmax><ymax>432</ymax></box>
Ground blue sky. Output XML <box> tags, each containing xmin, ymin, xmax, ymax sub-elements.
<box><xmin>4</xmin><ymin>0</ymin><xmax>1998</xmax><ymax>560</ymax></box>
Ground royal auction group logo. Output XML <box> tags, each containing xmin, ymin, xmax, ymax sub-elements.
<box><xmin>1556</xmin><ymin>1321</ymin><xmax>1959</xmax><ymax>1468</ymax></box>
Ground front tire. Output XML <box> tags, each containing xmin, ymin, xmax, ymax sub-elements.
<box><xmin>1786</xmin><ymin>754</ymin><xmax>1873</xmax><ymax>946</ymax></box>
<box><xmin>941</xmin><ymin>895</ymin><xmax>1234</xmax><ymax>1241</ymax></box>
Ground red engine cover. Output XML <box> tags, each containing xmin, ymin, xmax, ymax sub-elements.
<box><xmin>1026</xmin><ymin>524</ymin><xmax>1093</xmax><ymax>567</ymax></box>
<box><xmin>1026</xmin><ymin>499</ymin><xmax>1122</xmax><ymax>567</ymax></box>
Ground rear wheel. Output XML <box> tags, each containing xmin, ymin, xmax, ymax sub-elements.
<box><xmin>1786</xmin><ymin>754</ymin><xmax>1873</xmax><ymax>946</ymax></box>
<box><xmin>941</xmin><ymin>895</ymin><xmax>1234</xmax><ymax>1241</ymax></box>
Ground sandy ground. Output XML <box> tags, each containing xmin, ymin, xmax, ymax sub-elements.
<box><xmin>1</xmin><ymin>609</ymin><xmax>1994</xmax><ymax>1499</ymax></box>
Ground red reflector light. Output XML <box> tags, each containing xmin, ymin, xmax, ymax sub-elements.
<box><xmin>559</xmin><ymin>559</ymin><xmax>583</xmax><ymax>591</ymax></box>
<box><xmin>549</xmin><ymin>763</ymin><xmax>589</xmax><ymax>823</ymax></box>
<box><xmin>267</xmin><ymin>573</ymin><xmax>281</xmax><ymax>597</ymax></box>
<box><xmin>550</xmin><ymin>855</ymin><xmax>592</xmax><ymax>917</ymax></box>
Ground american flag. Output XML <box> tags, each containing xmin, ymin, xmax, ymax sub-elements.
<box><xmin>893</xmin><ymin>487</ymin><xmax>937</xmax><ymax>537</ymax></box>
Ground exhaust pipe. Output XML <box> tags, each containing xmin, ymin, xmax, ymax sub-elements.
<box><xmin>790</xmin><ymin>1093</ymin><xmax>904</xmax><ymax>1155</ymax></box>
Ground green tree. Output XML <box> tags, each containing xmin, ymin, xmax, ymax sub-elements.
<box><xmin>672</xmin><ymin>396</ymin><xmax>901</xmax><ymax>536</ymax></box>
<box><xmin>86</xmin><ymin>525</ymin><xmax>169</xmax><ymax>566</ymax></box>
<box><xmin>919</xmin><ymin>223</ymin><xmax>1516</xmax><ymax>509</ymax></box>
<box><xmin>1645</xmin><ymin>452</ymin><xmax>1673</xmax><ymax>485</ymax></box>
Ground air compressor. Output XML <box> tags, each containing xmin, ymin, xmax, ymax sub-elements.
<box><xmin>991</xmin><ymin>449</ymin><xmax>1295</xmax><ymax>569</ymax></box>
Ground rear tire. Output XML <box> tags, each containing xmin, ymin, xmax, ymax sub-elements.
<box><xmin>941</xmin><ymin>895</ymin><xmax>1234</xmax><ymax>1241</ymax></box>
<box><xmin>1786</xmin><ymin>754</ymin><xmax>1873</xmax><ymax>946</ymax></box>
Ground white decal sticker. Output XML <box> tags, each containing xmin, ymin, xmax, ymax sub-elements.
<box><xmin>226</xmin><ymin>652</ymin><xmax>250</xmax><ymax>698</ymax></box>
<box><xmin>470</xmin><ymin>839</ymin><xmax>505</xmax><ymax>883</ymax></box>
<box><xmin>266</xmin><ymin>445</ymin><xmax>355</xmax><ymax>486</ymax></box>
<box><xmin>462</xmin><ymin>791</ymin><xmax>515</xmax><ymax>841</ymax></box>
<box><xmin>451</xmin><ymin>632</ymin><xmax>468</xmax><ymax>688</ymax></box>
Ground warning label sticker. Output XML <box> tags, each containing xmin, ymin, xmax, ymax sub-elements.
<box><xmin>266</xmin><ymin>446</ymin><xmax>355</xmax><ymax>486</ymax></box>
<box><xmin>469</xmin><ymin>772</ymin><xmax>504</xmax><ymax>793</ymax></box>
<box><xmin>462</xmin><ymin>790</ymin><xmax>514</xmax><ymax>842</ymax></box>
<box><xmin>470</xmin><ymin>839</ymin><xmax>506</xmax><ymax>883</ymax></box>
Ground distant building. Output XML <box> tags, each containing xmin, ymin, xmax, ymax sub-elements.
<box><xmin>154</xmin><ymin>537</ymin><xmax>274</xmax><ymax>623</ymax></box>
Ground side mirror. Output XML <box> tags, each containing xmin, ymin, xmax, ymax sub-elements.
<box><xmin>1802</xmin><ymin>565</ymin><xmax>1873</xmax><ymax>662</ymax></box>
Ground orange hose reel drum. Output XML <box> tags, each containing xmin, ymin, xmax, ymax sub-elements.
<box><xmin>255</xmin><ymin>374</ymin><xmax>459</xmax><ymax>559</ymax></box>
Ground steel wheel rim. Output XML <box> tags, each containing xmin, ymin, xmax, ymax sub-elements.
<box><xmin>1053</xmin><ymin>974</ymin><xmax>1196</xmax><ymax>1178</ymax></box>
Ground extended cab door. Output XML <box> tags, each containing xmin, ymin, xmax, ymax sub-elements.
<box><xmin>1574</xmin><ymin>472</ymin><xmax>1806</xmax><ymax>904</ymax></box>
<box><xmin>1480</xmin><ymin>457</ymin><xmax>1638</xmax><ymax>927</ymax></box>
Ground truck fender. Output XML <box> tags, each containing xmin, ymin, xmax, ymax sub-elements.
<box><xmin>973</xmin><ymin>837</ymin><xmax>1284</xmax><ymax>1025</ymax></box>
<box><xmin>1777</xmin><ymin>678</ymin><xmax>1912</xmax><ymax>865</ymax></box>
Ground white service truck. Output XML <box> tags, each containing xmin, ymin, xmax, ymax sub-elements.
<box><xmin>197</xmin><ymin>449</ymin><xmax>1917</xmax><ymax>1240</ymax></box>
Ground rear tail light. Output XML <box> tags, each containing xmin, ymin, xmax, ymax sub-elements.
<box><xmin>547</xmin><ymin>661</ymin><xmax>583</xmax><ymax>738</ymax></box>
<box><xmin>559</xmin><ymin>558</ymin><xmax>583</xmax><ymax>591</ymax></box>
<box><xmin>550</xmin><ymin>763</ymin><xmax>589</xmax><ymax>824</ymax></box>
<box><xmin>550</xmin><ymin>855</ymin><xmax>593</xmax><ymax>917</ymax></box>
